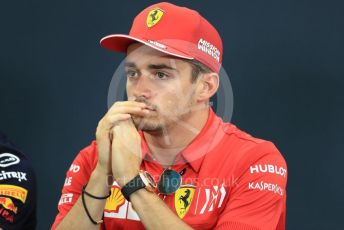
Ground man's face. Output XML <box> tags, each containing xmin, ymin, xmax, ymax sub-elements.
<box><xmin>125</xmin><ymin>43</ymin><xmax>201</xmax><ymax>133</ymax></box>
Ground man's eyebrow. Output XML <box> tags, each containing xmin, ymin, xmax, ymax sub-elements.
<box><xmin>124</xmin><ymin>62</ymin><xmax>136</xmax><ymax>68</ymax></box>
<box><xmin>124</xmin><ymin>62</ymin><xmax>179</xmax><ymax>72</ymax></box>
<box><xmin>147</xmin><ymin>64</ymin><xmax>179</xmax><ymax>72</ymax></box>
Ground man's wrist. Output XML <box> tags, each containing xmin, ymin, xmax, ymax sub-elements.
<box><xmin>116</xmin><ymin>172</ymin><xmax>139</xmax><ymax>187</ymax></box>
<box><xmin>91</xmin><ymin>165</ymin><xmax>114</xmax><ymax>188</ymax></box>
<box><xmin>94</xmin><ymin>163</ymin><xmax>111</xmax><ymax>176</ymax></box>
<box><xmin>120</xmin><ymin>171</ymin><xmax>157</xmax><ymax>201</ymax></box>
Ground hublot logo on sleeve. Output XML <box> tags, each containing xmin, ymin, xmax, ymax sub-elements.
<box><xmin>249</xmin><ymin>164</ymin><xmax>287</xmax><ymax>178</ymax></box>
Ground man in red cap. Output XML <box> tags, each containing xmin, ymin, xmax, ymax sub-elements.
<box><xmin>52</xmin><ymin>2</ymin><xmax>287</xmax><ymax>230</ymax></box>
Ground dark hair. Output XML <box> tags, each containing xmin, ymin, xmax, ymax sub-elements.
<box><xmin>185</xmin><ymin>59</ymin><xmax>213</xmax><ymax>83</ymax></box>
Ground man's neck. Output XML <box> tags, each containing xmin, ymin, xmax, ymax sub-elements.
<box><xmin>143</xmin><ymin>107</ymin><xmax>210</xmax><ymax>167</ymax></box>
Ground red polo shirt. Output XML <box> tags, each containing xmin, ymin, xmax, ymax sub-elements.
<box><xmin>52</xmin><ymin>109</ymin><xmax>287</xmax><ymax>230</ymax></box>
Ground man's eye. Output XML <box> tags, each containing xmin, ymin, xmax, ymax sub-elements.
<box><xmin>155</xmin><ymin>71</ymin><xmax>169</xmax><ymax>80</ymax></box>
<box><xmin>126</xmin><ymin>70</ymin><xmax>138</xmax><ymax>79</ymax></box>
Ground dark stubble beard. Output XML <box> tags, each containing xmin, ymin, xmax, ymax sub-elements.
<box><xmin>132</xmin><ymin>116</ymin><xmax>164</xmax><ymax>133</ymax></box>
<box><xmin>133</xmin><ymin>102</ymin><xmax>196</xmax><ymax>134</ymax></box>
<box><xmin>132</xmin><ymin>90</ymin><xmax>196</xmax><ymax>133</ymax></box>
<box><xmin>131</xmin><ymin>96</ymin><xmax>164</xmax><ymax>132</ymax></box>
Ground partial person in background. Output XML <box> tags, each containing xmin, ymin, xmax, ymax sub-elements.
<box><xmin>0</xmin><ymin>131</ymin><xmax>37</xmax><ymax>230</ymax></box>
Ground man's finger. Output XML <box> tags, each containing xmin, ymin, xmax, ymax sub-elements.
<box><xmin>108</xmin><ymin>101</ymin><xmax>147</xmax><ymax>113</ymax></box>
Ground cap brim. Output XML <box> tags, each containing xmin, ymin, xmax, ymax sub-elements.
<box><xmin>100</xmin><ymin>34</ymin><xmax>194</xmax><ymax>60</ymax></box>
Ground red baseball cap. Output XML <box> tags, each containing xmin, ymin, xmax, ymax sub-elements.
<box><xmin>100</xmin><ymin>2</ymin><xmax>223</xmax><ymax>73</ymax></box>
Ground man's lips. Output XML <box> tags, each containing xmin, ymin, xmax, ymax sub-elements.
<box><xmin>146</xmin><ymin>108</ymin><xmax>157</xmax><ymax>115</ymax></box>
<box><xmin>132</xmin><ymin>105</ymin><xmax>157</xmax><ymax>118</ymax></box>
<box><xmin>146</xmin><ymin>107</ymin><xmax>156</xmax><ymax>111</ymax></box>
<box><xmin>145</xmin><ymin>104</ymin><xmax>157</xmax><ymax>111</ymax></box>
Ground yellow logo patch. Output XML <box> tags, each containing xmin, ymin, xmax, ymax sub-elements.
<box><xmin>174</xmin><ymin>185</ymin><xmax>195</xmax><ymax>219</ymax></box>
<box><xmin>104</xmin><ymin>187</ymin><xmax>126</xmax><ymax>213</ymax></box>
<box><xmin>0</xmin><ymin>184</ymin><xmax>28</xmax><ymax>203</ymax></box>
<box><xmin>146</xmin><ymin>8</ymin><xmax>164</xmax><ymax>28</ymax></box>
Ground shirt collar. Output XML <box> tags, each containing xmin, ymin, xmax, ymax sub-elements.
<box><xmin>139</xmin><ymin>107</ymin><xmax>222</xmax><ymax>173</ymax></box>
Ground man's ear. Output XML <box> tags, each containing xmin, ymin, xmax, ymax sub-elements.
<box><xmin>196</xmin><ymin>73</ymin><xmax>219</xmax><ymax>102</ymax></box>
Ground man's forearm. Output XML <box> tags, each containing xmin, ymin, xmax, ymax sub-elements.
<box><xmin>56</xmin><ymin>167</ymin><xmax>110</xmax><ymax>230</ymax></box>
<box><xmin>130</xmin><ymin>189</ymin><xmax>193</xmax><ymax>230</ymax></box>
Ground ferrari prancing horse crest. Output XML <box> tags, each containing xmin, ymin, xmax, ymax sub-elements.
<box><xmin>146</xmin><ymin>8</ymin><xmax>164</xmax><ymax>28</ymax></box>
<box><xmin>174</xmin><ymin>185</ymin><xmax>196</xmax><ymax>219</ymax></box>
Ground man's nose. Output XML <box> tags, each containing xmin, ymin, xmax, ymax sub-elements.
<box><xmin>132</xmin><ymin>71</ymin><xmax>153</xmax><ymax>99</ymax></box>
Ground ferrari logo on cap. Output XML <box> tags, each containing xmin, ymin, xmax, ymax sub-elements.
<box><xmin>174</xmin><ymin>185</ymin><xmax>195</xmax><ymax>219</ymax></box>
<box><xmin>146</xmin><ymin>8</ymin><xmax>164</xmax><ymax>28</ymax></box>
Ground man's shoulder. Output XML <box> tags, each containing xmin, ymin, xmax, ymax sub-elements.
<box><xmin>78</xmin><ymin>140</ymin><xmax>98</xmax><ymax>157</ymax></box>
<box><xmin>0</xmin><ymin>132</ymin><xmax>37</xmax><ymax>229</ymax></box>
<box><xmin>0</xmin><ymin>132</ymin><xmax>28</xmax><ymax>162</ymax></box>
<box><xmin>210</xmin><ymin>121</ymin><xmax>286</xmax><ymax>169</ymax></box>
<box><xmin>72</xmin><ymin>140</ymin><xmax>99</xmax><ymax>169</ymax></box>
<box><xmin>0</xmin><ymin>132</ymin><xmax>35</xmax><ymax>176</ymax></box>
<box><xmin>222</xmin><ymin>121</ymin><xmax>266</xmax><ymax>142</ymax></box>
<box><xmin>199</xmin><ymin>121</ymin><xmax>288</xmax><ymax>197</ymax></box>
